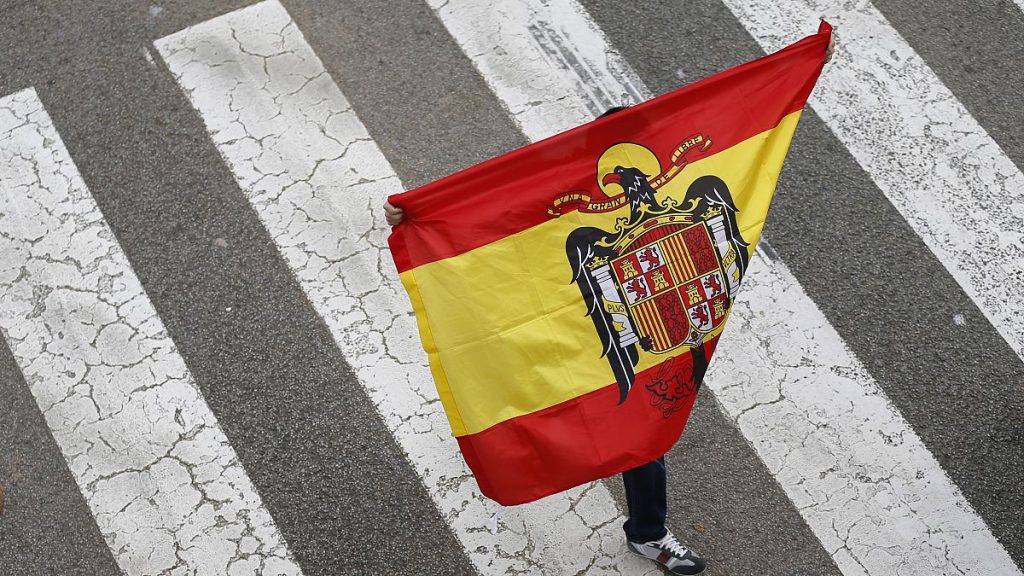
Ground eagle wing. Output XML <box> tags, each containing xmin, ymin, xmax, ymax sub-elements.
<box><xmin>690</xmin><ymin>339</ymin><xmax>711</xmax><ymax>391</ymax></box>
<box><xmin>566</xmin><ymin>226</ymin><xmax>640</xmax><ymax>404</ymax></box>
<box><xmin>684</xmin><ymin>175</ymin><xmax>751</xmax><ymax>280</ymax></box>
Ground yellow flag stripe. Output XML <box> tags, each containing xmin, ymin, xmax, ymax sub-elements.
<box><xmin>402</xmin><ymin>111</ymin><xmax>802</xmax><ymax>436</ymax></box>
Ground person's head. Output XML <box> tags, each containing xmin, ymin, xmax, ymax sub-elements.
<box><xmin>599</xmin><ymin>106</ymin><xmax>628</xmax><ymax>119</ymax></box>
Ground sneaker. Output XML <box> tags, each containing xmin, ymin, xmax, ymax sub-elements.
<box><xmin>627</xmin><ymin>530</ymin><xmax>706</xmax><ymax>575</ymax></box>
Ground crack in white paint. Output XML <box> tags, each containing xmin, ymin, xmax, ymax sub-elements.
<box><xmin>710</xmin><ymin>245</ymin><xmax>1021</xmax><ymax>576</ymax></box>
<box><xmin>427</xmin><ymin>1</ymin><xmax>1022</xmax><ymax>575</ymax></box>
<box><xmin>0</xmin><ymin>88</ymin><xmax>302</xmax><ymax>576</ymax></box>
<box><xmin>155</xmin><ymin>2</ymin><xmax>658</xmax><ymax>574</ymax></box>
<box><xmin>719</xmin><ymin>0</ymin><xmax>1024</xmax><ymax>365</ymax></box>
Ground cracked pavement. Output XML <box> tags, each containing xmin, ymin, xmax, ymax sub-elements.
<box><xmin>1</xmin><ymin>0</ymin><xmax>1021</xmax><ymax>574</ymax></box>
<box><xmin>720</xmin><ymin>0</ymin><xmax>1024</xmax><ymax>364</ymax></box>
<box><xmin>151</xmin><ymin>0</ymin><xmax>1020</xmax><ymax>573</ymax></box>
<box><xmin>707</xmin><ymin>246</ymin><xmax>1018</xmax><ymax>576</ymax></box>
<box><xmin>427</xmin><ymin>0</ymin><xmax>648</xmax><ymax>141</ymax></box>
<box><xmin>0</xmin><ymin>88</ymin><xmax>301</xmax><ymax>576</ymax></box>
<box><xmin>155</xmin><ymin>2</ymin><xmax>659</xmax><ymax>574</ymax></box>
<box><xmin>388</xmin><ymin>0</ymin><xmax>1022</xmax><ymax>574</ymax></box>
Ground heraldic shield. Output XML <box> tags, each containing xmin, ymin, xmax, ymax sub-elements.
<box><xmin>564</xmin><ymin>139</ymin><xmax>752</xmax><ymax>406</ymax></box>
<box><xmin>610</xmin><ymin>220</ymin><xmax>731</xmax><ymax>353</ymax></box>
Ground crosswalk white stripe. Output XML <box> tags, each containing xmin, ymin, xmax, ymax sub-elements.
<box><xmin>0</xmin><ymin>88</ymin><xmax>301</xmax><ymax>576</ymax></box>
<box><xmin>722</xmin><ymin>0</ymin><xmax>1024</xmax><ymax>364</ymax></box>
<box><xmin>428</xmin><ymin>0</ymin><xmax>646</xmax><ymax>139</ymax></box>
<box><xmin>154</xmin><ymin>2</ymin><xmax>658</xmax><ymax>574</ymax></box>
<box><xmin>716</xmin><ymin>246</ymin><xmax>1021</xmax><ymax>576</ymax></box>
<box><xmin>426</xmin><ymin>1</ymin><xmax>1021</xmax><ymax>575</ymax></box>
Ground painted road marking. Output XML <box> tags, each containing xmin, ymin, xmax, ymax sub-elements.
<box><xmin>427</xmin><ymin>0</ymin><xmax>1022</xmax><ymax>574</ymax></box>
<box><xmin>721</xmin><ymin>0</ymin><xmax>1024</xmax><ymax>365</ymax></box>
<box><xmin>154</xmin><ymin>2</ymin><xmax>657</xmax><ymax>574</ymax></box>
<box><xmin>716</xmin><ymin>246</ymin><xmax>1022</xmax><ymax>576</ymax></box>
<box><xmin>428</xmin><ymin>0</ymin><xmax>646</xmax><ymax>140</ymax></box>
<box><xmin>0</xmin><ymin>88</ymin><xmax>301</xmax><ymax>575</ymax></box>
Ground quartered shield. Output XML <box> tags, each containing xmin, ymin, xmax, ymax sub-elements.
<box><xmin>610</xmin><ymin>220</ymin><xmax>731</xmax><ymax>353</ymax></box>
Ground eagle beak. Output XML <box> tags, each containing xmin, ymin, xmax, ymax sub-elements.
<box><xmin>602</xmin><ymin>172</ymin><xmax>622</xmax><ymax>186</ymax></box>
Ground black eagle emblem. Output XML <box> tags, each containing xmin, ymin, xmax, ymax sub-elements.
<box><xmin>566</xmin><ymin>168</ymin><xmax>748</xmax><ymax>404</ymax></box>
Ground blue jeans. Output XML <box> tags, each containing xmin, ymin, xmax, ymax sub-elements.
<box><xmin>621</xmin><ymin>456</ymin><xmax>668</xmax><ymax>543</ymax></box>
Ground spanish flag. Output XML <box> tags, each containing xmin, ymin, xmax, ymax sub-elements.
<box><xmin>388</xmin><ymin>22</ymin><xmax>832</xmax><ymax>505</ymax></box>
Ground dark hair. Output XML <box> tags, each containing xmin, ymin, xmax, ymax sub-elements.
<box><xmin>598</xmin><ymin>106</ymin><xmax>629</xmax><ymax>118</ymax></box>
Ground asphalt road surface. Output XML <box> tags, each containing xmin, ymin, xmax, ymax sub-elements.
<box><xmin>0</xmin><ymin>1</ymin><xmax>1022</xmax><ymax>575</ymax></box>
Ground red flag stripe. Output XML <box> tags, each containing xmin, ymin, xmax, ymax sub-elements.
<box><xmin>457</xmin><ymin>336</ymin><xmax>719</xmax><ymax>506</ymax></box>
<box><xmin>388</xmin><ymin>22</ymin><xmax>831</xmax><ymax>273</ymax></box>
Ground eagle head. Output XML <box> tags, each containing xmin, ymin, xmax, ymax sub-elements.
<box><xmin>603</xmin><ymin>165</ymin><xmax>659</xmax><ymax>216</ymax></box>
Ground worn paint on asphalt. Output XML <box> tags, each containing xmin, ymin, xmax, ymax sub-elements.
<box><xmin>427</xmin><ymin>0</ymin><xmax>647</xmax><ymax>140</ymax></box>
<box><xmin>0</xmin><ymin>88</ymin><xmax>301</xmax><ymax>576</ymax></box>
<box><xmin>427</xmin><ymin>0</ymin><xmax>1022</xmax><ymax>574</ymax></box>
<box><xmin>155</xmin><ymin>2</ymin><xmax>658</xmax><ymax>574</ymax></box>
<box><xmin>713</xmin><ymin>246</ymin><xmax>1021</xmax><ymax>576</ymax></box>
<box><xmin>720</xmin><ymin>0</ymin><xmax>1024</xmax><ymax>364</ymax></box>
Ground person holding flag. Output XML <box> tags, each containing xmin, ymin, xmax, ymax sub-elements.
<box><xmin>383</xmin><ymin>25</ymin><xmax>835</xmax><ymax>576</ymax></box>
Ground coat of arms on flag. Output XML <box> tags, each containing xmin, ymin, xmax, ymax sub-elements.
<box><xmin>565</xmin><ymin>136</ymin><xmax>750</xmax><ymax>410</ymax></box>
<box><xmin>388</xmin><ymin>22</ymin><xmax>833</xmax><ymax>505</ymax></box>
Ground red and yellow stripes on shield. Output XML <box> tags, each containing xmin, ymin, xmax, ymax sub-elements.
<box><xmin>613</xmin><ymin>220</ymin><xmax>726</xmax><ymax>352</ymax></box>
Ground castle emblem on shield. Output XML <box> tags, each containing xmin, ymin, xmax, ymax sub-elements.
<box><xmin>610</xmin><ymin>218</ymin><xmax>732</xmax><ymax>350</ymax></box>
<box><xmin>559</xmin><ymin>134</ymin><xmax>750</xmax><ymax>405</ymax></box>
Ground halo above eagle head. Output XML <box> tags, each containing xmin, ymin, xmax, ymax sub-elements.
<box><xmin>596</xmin><ymin>143</ymin><xmax>661</xmax><ymax>196</ymax></box>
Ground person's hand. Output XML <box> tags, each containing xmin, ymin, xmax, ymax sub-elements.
<box><xmin>824</xmin><ymin>28</ymin><xmax>837</xmax><ymax>64</ymax></box>
<box><xmin>384</xmin><ymin>201</ymin><xmax>405</xmax><ymax>226</ymax></box>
